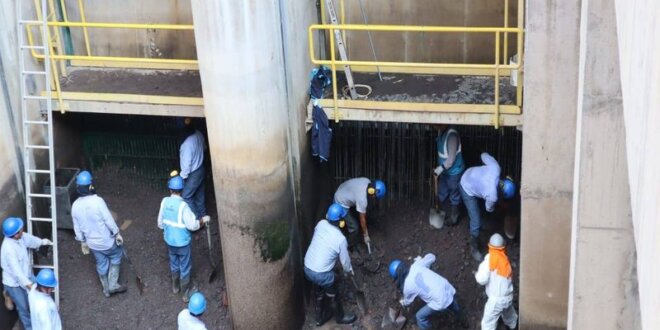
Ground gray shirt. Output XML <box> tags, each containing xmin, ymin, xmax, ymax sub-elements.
<box><xmin>304</xmin><ymin>220</ymin><xmax>352</xmax><ymax>274</ymax></box>
<box><xmin>334</xmin><ymin>177</ymin><xmax>370</xmax><ymax>214</ymax></box>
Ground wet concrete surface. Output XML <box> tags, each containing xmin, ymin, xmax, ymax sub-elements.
<box><xmin>60</xmin><ymin>69</ymin><xmax>202</xmax><ymax>97</ymax></box>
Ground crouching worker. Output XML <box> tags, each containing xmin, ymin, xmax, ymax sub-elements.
<box><xmin>388</xmin><ymin>254</ymin><xmax>468</xmax><ymax>330</ymax></box>
<box><xmin>303</xmin><ymin>203</ymin><xmax>357</xmax><ymax>326</ymax></box>
<box><xmin>475</xmin><ymin>234</ymin><xmax>518</xmax><ymax>330</ymax></box>
<box><xmin>178</xmin><ymin>292</ymin><xmax>207</xmax><ymax>330</ymax></box>
<box><xmin>158</xmin><ymin>174</ymin><xmax>207</xmax><ymax>302</ymax></box>
<box><xmin>28</xmin><ymin>269</ymin><xmax>62</xmax><ymax>330</ymax></box>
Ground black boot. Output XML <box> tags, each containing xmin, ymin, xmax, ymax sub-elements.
<box><xmin>314</xmin><ymin>287</ymin><xmax>332</xmax><ymax>326</ymax></box>
<box><xmin>449</xmin><ymin>204</ymin><xmax>460</xmax><ymax>226</ymax></box>
<box><xmin>469</xmin><ymin>236</ymin><xmax>483</xmax><ymax>262</ymax></box>
<box><xmin>330</xmin><ymin>295</ymin><xmax>357</xmax><ymax>324</ymax></box>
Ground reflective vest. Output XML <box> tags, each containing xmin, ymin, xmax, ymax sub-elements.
<box><xmin>436</xmin><ymin>128</ymin><xmax>465</xmax><ymax>176</ymax></box>
<box><xmin>162</xmin><ymin>197</ymin><xmax>191</xmax><ymax>247</ymax></box>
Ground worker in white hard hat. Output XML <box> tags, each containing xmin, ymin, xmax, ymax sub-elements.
<box><xmin>475</xmin><ymin>233</ymin><xmax>518</xmax><ymax>330</ymax></box>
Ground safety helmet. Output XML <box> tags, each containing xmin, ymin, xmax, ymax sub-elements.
<box><xmin>188</xmin><ymin>292</ymin><xmax>207</xmax><ymax>315</ymax></box>
<box><xmin>488</xmin><ymin>233</ymin><xmax>505</xmax><ymax>248</ymax></box>
<box><xmin>76</xmin><ymin>170</ymin><xmax>93</xmax><ymax>186</ymax></box>
<box><xmin>2</xmin><ymin>217</ymin><xmax>24</xmax><ymax>237</ymax></box>
<box><xmin>326</xmin><ymin>203</ymin><xmax>347</xmax><ymax>222</ymax></box>
<box><xmin>500</xmin><ymin>177</ymin><xmax>516</xmax><ymax>199</ymax></box>
<box><xmin>388</xmin><ymin>259</ymin><xmax>402</xmax><ymax>279</ymax></box>
<box><xmin>36</xmin><ymin>269</ymin><xmax>58</xmax><ymax>288</ymax></box>
<box><xmin>168</xmin><ymin>176</ymin><xmax>184</xmax><ymax>190</ymax></box>
<box><xmin>368</xmin><ymin>180</ymin><xmax>386</xmax><ymax>199</ymax></box>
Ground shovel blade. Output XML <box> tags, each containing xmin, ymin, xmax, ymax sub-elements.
<box><xmin>356</xmin><ymin>292</ymin><xmax>367</xmax><ymax>314</ymax></box>
<box><xmin>394</xmin><ymin>314</ymin><xmax>407</xmax><ymax>329</ymax></box>
<box><xmin>381</xmin><ymin>307</ymin><xmax>397</xmax><ymax>328</ymax></box>
<box><xmin>136</xmin><ymin>276</ymin><xmax>145</xmax><ymax>295</ymax></box>
<box><xmin>429</xmin><ymin>208</ymin><xmax>444</xmax><ymax>229</ymax></box>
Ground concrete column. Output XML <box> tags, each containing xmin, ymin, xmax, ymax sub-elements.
<box><xmin>567</xmin><ymin>0</ymin><xmax>640</xmax><ymax>328</ymax></box>
<box><xmin>190</xmin><ymin>1</ymin><xmax>304</xmax><ymax>328</ymax></box>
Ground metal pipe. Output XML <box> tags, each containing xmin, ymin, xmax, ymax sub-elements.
<box><xmin>494</xmin><ymin>32</ymin><xmax>500</xmax><ymax>129</ymax></box>
<box><xmin>357</xmin><ymin>0</ymin><xmax>382</xmax><ymax>80</ymax></box>
<box><xmin>24</xmin><ymin>20</ymin><xmax>194</xmax><ymax>30</ymax></box>
<box><xmin>77</xmin><ymin>0</ymin><xmax>92</xmax><ymax>56</ymax></box>
<box><xmin>329</xmin><ymin>25</ymin><xmax>339</xmax><ymax>122</ymax></box>
<box><xmin>504</xmin><ymin>0</ymin><xmax>509</xmax><ymax>65</ymax></box>
<box><xmin>311</xmin><ymin>24</ymin><xmax>520</xmax><ymax>33</ymax></box>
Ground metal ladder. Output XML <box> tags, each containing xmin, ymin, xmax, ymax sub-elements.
<box><xmin>17</xmin><ymin>0</ymin><xmax>60</xmax><ymax>304</ymax></box>
<box><xmin>325</xmin><ymin>0</ymin><xmax>357</xmax><ymax>99</ymax></box>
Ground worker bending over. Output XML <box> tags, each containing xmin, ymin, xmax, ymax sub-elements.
<box><xmin>178</xmin><ymin>292</ymin><xmax>208</xmax><ymax>330</ymax></box>
<box><xmin>178</xmin><ymin>118</ymin><xmax>209</xmax><ymax>223</ymax></box>
<box><xmin>28</xmin><ymin>269</ymin><xmax>62</xmax><ymax>330</ymax></box>
<box><xmin>304</xmin><ymin>203</ymin><xmax>357</xmax><ymax>326</ymax></box>
<box><xmin>72</xmin><ymin>170</ymin><xmax>127</xmax><ymax>297</ymax></box>
<box><xmin>459</xmin><ymin>152</ymin><xmax>516</xmax><ymax>261</ymax></box>
<box><xmin>475</xmin><ymin>233</ymin><xmax>518</xmax><ymax>330</ymax></box>
<box><xmin>158</xmin><ymin>174</ymin><xmax>207</xmax><ymax>302</ymax></box>
<box><xmin>389</xmin><ymin>254</ymin><xmax>468</xmax><ymax>330</ymax></box>
<box><xmin>1</xmin><ymin>217</ymin><xmax>53</xmax><ymax>330</ymax></box>
<box><xmin>333</xmin><ymin>177</ymin><xmax>386</xmax><ymax>247</ymax></box>
<box><xmin>433</xmin><ymin>125</ymin><xmax>465</xmax><ymax>225</ymax></box>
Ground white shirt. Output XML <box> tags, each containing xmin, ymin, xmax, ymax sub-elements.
<box><xmin>178</xmin><ymin>309</ymin><xmax>207</xmax><ymax>330</ymax></box>
<box><xmin>402</xmin><ymin>253</ymin><xmax>456</xmax><ymax>311</ymax></box>
<box><xmin>460</xmin><ymin>153</ymin><xmax>501</xmax><ymax>212</ymax></box>
<box><xmin>71</xmin><ymin>195</ymin><xmax>119</xmax><ymax>251</ymax></box>
<box><xmin>334</xmin><ymin>177</ymin><xmax>370</xmax><ymax>213</ymax></box>
<box><xmin>304</xmin><ymin>220</ymin><xmax>353</xmax><ymax>274</ymax></box>
<box><xmin>28</xmin><ymin>287</ymin><xmax>62</xmax><ymax>330</ymax></box>
<box><xmin>1</xmin><ymin>233</ymin><xmax>43</xmax><ymax>287</ymax></box>
<box><xmin>179</xmin><ymin>130</ymin><xmax>205</xmax><ymax>179</ymax></box>
<box><xmin>475</xmin><ymin>254</ymin><xmax>514</xmax><ymax>298</ymax></box>
<box><xmin>157</xmin><ymin>195</ymin><xmax>200</xmax><ymax>231</ymax></box>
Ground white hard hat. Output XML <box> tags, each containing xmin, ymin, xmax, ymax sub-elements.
<box><xmin>489</xmin><ymin>233</ymin><xmax>505</xmax><ymax>248</ymax></box>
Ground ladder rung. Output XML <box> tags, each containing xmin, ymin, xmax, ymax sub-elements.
<box><xmin>29</xmin><ymin>217</ymin><xmax>53</xmax><ymax>222</ymax></box>
<box><xmin>20</xmin><ymin>45</ymin><xmax>45</xmax><ymax>50</ymax></box>
<box><xmin>28</xmin><ymin>193</ymin><xmax>52</xmax><ymax>198</ymax></box>
<box><xmin>27</xmin><ymin>169</ymin><xmax>51</xmax><ymax>174</ymax></box>
<box><xmin>24</xmin><ymin>95</ymin><xmax>48</xmax><ymax>100</ymax></box>
<box><xmin>25</xmin><ymin>120</ymin><xmax>49</xmax><ymax>125</ymax></box>
<box><xmin>22</xmin><ymin>71</ymin><xmax>47</xmax><ymax>75</ymax></box>
<box><xmin>33</xmin><ymin>265</ymin><xmax>55</xmax><ymax>270</ymax></box>
<box><xmin>26</xmin><ymin>145</ymin><xmax>50</xmax><ymax>149</ymax></box>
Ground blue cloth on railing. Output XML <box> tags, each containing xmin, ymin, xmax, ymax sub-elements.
<box><xmin>311</xmin><ymin>103</ymin><xmax>332</xmax><ymax>162</ymax></box>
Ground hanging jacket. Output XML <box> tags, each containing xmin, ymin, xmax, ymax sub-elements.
<box><xmin>436</xmin><ymin>128</ymin><xmax>465</xmax><ymax>176</ymax></box>
<box><xmin>157</xmin><ymin>196</ymin><xmax>199</xmax><ymax>247</ymax></box>
<box><xmin>311</xmin><ymin>104</ymin><xmax>332</xmax><ymax>162</ymax></box>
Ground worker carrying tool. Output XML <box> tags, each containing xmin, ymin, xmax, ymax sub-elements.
<box><xmin>177</xmin><ymin>118</ymin><xmax>209</xmax><ymax>222</ymax></box>
<box><xmin>433</xmin><ymin>125</ymin><xmax>465</xmax><ymax>225</ymax></box>
<box><xmin>28</xmin><ymin>269</ymin><xmax>62</xmax><ymax>330</ymax></box>
<box><xmin>459</xmin><ymin>153</ymin><xmax>516</xmax><ymax>261</ymax></box>
<box><xmin>177</xmin><ymin>292</ymin><xmax>208</xmax><ymax>330</ymax></box>
<box><xmin>475</xmin><ymin>234</ymin><xmax>518</xmax><ymax>330</ymax></box>
<box><xmin>1</xmin><ymin>217</ymin><xmax>53</xmax><ymax>330</ymax></box>
<box><xmin>304</xmin><ymin>203</ymin><xmax>357</xmax><ymax>326</ymax></box>
<box><xmin>71</xmin><ymin>170</ymin><xmax>127</xmax><ymax>298</ymax></box>
<box><xmin>388</xmin><ymin>254</ymin><xmax>468</xmax><ymax>330</ymax></box>
<box><xmin>333</xmin><ymin>177</ymin><xmax>386</xmax><ymax>248</ymax></box>
<box><xmin>158</xmin><ymin>173</ymin><xmax>208</xmax><ymax>302</ymax></box>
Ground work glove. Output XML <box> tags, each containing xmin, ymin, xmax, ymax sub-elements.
<box><xmin>81</xmin><ymin>243</ymin><xmax>90</xmax><ymax>255</ymax></box>
<box><xmin>115</xmin><ymin>234</ymin><xmax>124</xmax><ymax>246</ymax></box>
<box><xmin>433</xmin><ymin>165</ymin><xmax>445</xmax><ymax>176</ymax></box>
<box><xmin>202</xmin><ymin>215</ymin><xmax>211</xmax><ymax>224</ymax></box>
<box><xmin>363</xmin><ymin>234</ymin><xmax>371</xmax><ymax>245</ymax></box>
<box><xmin>41</xmin><ymin>239</ymin><xmax>53</xmax><ymax>246</ymax></box>
<box><xmin>399</xmin><ymin>298</ymin><xmax>406</xmax><ymax>308</ymax></box>
<box><xmin>414</xmin><ymin>255</ymin><xmax>422</xmax><ymax>262</ymax></box>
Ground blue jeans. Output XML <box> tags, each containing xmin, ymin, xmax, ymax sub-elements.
<box><xmin>5</xmin><ymin>286</ymin><xmax>31</xmax><ymax>330</ymax></box>
<box><xmin>168</xmin><ymin>244</ymin><xmax>192</xmax><ymax>279</ymax></box>
<box><xmin>438</xmin><ymin>173</ymin><xmax>462</xmax><ymax>206</ymax></box>
<box><xmin>304</xmin><ymin>267</ymin><xmax>335</xmax><ymax>289</ymax></box>
<box><xmin>460</xmin><ymin>185</ymin><xmax>482</xmax><ymax>238</ymax></box>
<box><xmin>183</xmin><ymin>166</ymin><xmax>206</xmax><ymax>219</ymax></box>
<box><xmin>91</xmin><ymin>243</ymin><xmax>123</xmax><ymax>276</ymax></box>
<box><xmin>416</xmin><ymin>299</ymin><xmax>462</xmax><ymax>330</ymax></box>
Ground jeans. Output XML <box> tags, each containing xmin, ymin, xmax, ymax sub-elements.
<box><xmin>5</xmin><ymin>286</ymin><xmax>31</xmax><ymax>330</ymax></box>
<box><xmin>438</xmin><ymin>173</ymin><xmax>462</xmax><ymax>206</ymax></box>
<box><xmin>460</xmin><ymin>185</ymin><xmax>482</xmax><ymax>238</ymax></box>
<box><xmin>91</xmin><ymin>243</ymin><xmax>123</xmax><ymax>276</ymax></box>
<box><xmin>168</xmin><ymin>244</ymin><xmax>192</xmax><ymax>279</ymax></box>
<box><xmin>304</xmin><ymin>267</ymin><xmax>335</xmax><ymax>289</ymax></box>
<box><xmin>183</xmin><ymin>166</ymin><xmax>206</xmax><ymax>219</ymax></box>
<box><xmin>416</xmin><ymin>299</ymin><xmax>462</xmax><ymax>330</ymax></box>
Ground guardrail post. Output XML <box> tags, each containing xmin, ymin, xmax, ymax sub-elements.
<box><xmin>494</xmin><ymin>32</ymin><xmax>500</xmax><ymax>129</ymax></box>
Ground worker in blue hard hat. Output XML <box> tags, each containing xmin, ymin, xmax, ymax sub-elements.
<box><xmin>71</xmin><ymin>170</ymin><xmax>127</xmax><ymax>298</ymax></box>
<box><xmin>333</xmin><ymin>177</ymin><xmax>386</xmax><ymax>248</ymax></box>
<box><xmin>459</xmin><ymin>153</ymin><xmax>516</xmax><ymax>261</ymax></box>
<box><xmin>158</xmin><ymin>171</ymin><xmax>207</xmax><ymax>303</ymax></box>
<box><xmin>1</xmin><ymin>217</ymin><xmax>53</xmax><ymax>330</ymax></box>
<box><xmin>388</xmin><ymin>255</ymin><xmax>468</xmax><ymax>330</ymax></box>
<box><xmin>28</xmin><ymin>269</ymin><xmax>62</xmax><ymax>330</ymax></box>
<box><xmin>303</xmin><ymin>203</ymin><xmax>357</xmax><ymax>326</ymax></box>
<box><xmin>178</xmin><ymin>292</ymin><xmax>208</xmax><ymax>329</ymax></box>
<box><xmin>433</xmin><ymin>124</ymin><xmax>466</xmax><ymax>226</ymax></box>
<box><xmin>177</xmin><ymin>118</ymin><xmax>210</xmax><ymax>226</ymax></box>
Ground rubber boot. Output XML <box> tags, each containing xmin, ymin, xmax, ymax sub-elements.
<box><xmin>330</xmin><ymin>295</ymin><xmax>357</xmax><ymax>324</ymax></box>
<box><xmin>108</xmin><ymin>264</ymin><xmax>127</xmax><ymax>294</ymax></box>
<box><xmin>98</xmin><ymin>274</ymin><xmax>110</xmax><ymax>298</ymax></box>
<box><xmin>469</xmin><ymin>236</ymin><xmax>483</xmax><ymax>262</ymax></box>
<box><xmin>181</xmin><ymin>276</ymin><xmax>198</xmax><ymax>302</ymax></box>
<box><xmin>449</xmin><ymin>204</ymin><xmax>460</xmax><ymax>226</ymax></box>
<box><xmin>314</xmin><ymin>287</ymin><xmax>332</xmax><ymax>326</ymax></box>
<box><xmin>171</xmin><ymin>273</ymin><xmax>180</xmax><ymax>294</ymax></box>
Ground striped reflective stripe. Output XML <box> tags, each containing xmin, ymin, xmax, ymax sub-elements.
<box><xmin>163</xmin><ymin>203</ymin><xmax>187</xmax><ymax>228</ymax></box>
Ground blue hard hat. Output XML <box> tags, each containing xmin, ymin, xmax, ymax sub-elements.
<box><xmin>168</xmin><ymin>176</ymin><xmax>184</xmax><ymax>190</ymax></box>
<box><xmin>500</xmin><ymin>178</ymin><xmax>516</xmax><ymax>199</ymax></box>
<box><xmin>326</xmin><ymin>203</ymin><xmax>347</xmax><ymax>222</ymax></box>
<box><xmin>36</xmin><ymin>269</ymin><xmax>58</xmax><ymax>288</ymax></box>
<box><xmin>2</xmin><ymin>217</ymin><xmax>24</xmax><ymax>237</ymax></box>
<box><xmin>388</xmin><ymin>260</ymin><xmax>402</xmax><ymax>279</ymax></box>
<box><xmin>188</xmin><ymin>292</ymin><xmax>207</xmax><ymax>315</ymax></box>
<box><xmin>76</xmin><ymin>170</ymin><xmax>93</xmax><ymax>186</ymax></box>
<box><xmin>374</xmin><ymin>180</ymin><xmax>386</xmax><ymax>199</ymax></box>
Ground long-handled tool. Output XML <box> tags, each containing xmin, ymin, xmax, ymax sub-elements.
<box><xmin>381</xmin><ymin>305</ymin><xmax>408</xmax><ymax>329</ymax></box>
<box><xmin>349</xmin><ymin>274</ymin><xmax>367</xmax><ymax>314</ymax></box>
<box><xmin>121</xmin><ymin>248</ymin><xmax>145</xmax><ymax>295</ymax></box>
<box><xmin>206</xmin><ymin>219</ymin><xmax>218</xmax><ymax>283</ymax></box>
<box><xmin>429</xmin><ymin>175</ymin><xmax>444</xmax><ymax>229</ymax></box>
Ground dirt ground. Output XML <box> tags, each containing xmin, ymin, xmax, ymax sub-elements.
<box><xmin>302</xmin><ymin>201</ymin><xmax>520</xmax><ymax>330</ymax></box>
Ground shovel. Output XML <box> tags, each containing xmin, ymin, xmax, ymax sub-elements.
<box><xmin>429</xmin><ymin>175</ymin><xmax>444</xmax><ymax>229</ymax></box>
<box><xmin>205</xmin><ymin>219</ymin><xmax>218</xmax><ymax>283</ymax></box>
<box><xmin>381</xmin><ymin>306</ymin><xmax>408</xmax><ymax>329</ymax></box>
<box><xmin>121</xmin><ymin>248</ymin><xmax>145</xmax><ymax>295</ymax></box>
<box><xmin>349</xmin><ymin>275</ymin><xmax>368</xmax><ymax>315</ymax></box>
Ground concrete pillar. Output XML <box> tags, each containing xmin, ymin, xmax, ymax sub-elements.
<box><xmin>567</xmin><ymin>0</ymin><xmax>640</xmax><ymax>328</ymax></box>
<box><xmin>190</xmin><ymin>1</ymin><xmax>304</xmax><ymax>328</ymax></box>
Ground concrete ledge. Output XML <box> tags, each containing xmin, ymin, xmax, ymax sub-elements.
<box><xmin>53</xmin><ymin>99</ymin><xmax>204</xmax><ymax>117</ymax></box>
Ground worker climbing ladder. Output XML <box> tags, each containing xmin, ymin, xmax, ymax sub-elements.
<box><xmin>325</xmin><ymin>0</ymin><xmax>357</xmax><ymax>99</ymax></box>
<box><xmin>16</xmin><ymin>0</ymin><xmax>60</xmax><ymax>304</ymax></box>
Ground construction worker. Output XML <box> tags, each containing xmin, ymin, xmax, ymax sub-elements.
<box><xmin>28</xmin><ymin>269</ymin><xmax>62</xmax><ymax>330</ymax></box>
<box><xmin>1</xmin><ymin>217</ymin><xmax>53</xmax><ymax>330</ymax></box>
<box><xmin>177</xmin><ymin>292</ymin><xmax>208</xmax><ymax>330</ymax></box>
<box><xmin>71</xmin><ymin>170</ymin><xmax>127</xmax><ymax>298</ymax></box>
<box><xmin>475</xmin><ymin>234</ymin><xmax>518</xmax><ymax>330</ymax></box>
<box><xmin>304</xmin><ymin>203</ymin><xmax>357</xmax><ymax>326</ymax></box>
<box><xmin>459</xmin><ymin>152</ymin><xmax>516</xmax><ymax>261</ymax></box>
<box><xmin>433</xmin><ymin>124</ymin><xmax>465</xmax><ymax>225</ymax></box>
<box><xmin>388</xmin><ymin>254</ymin><xmax>468</xmax><ymax>330</ymax></box>
<box><xmin>178</xmin><ymin>118</ymin><xmax>208</xmax><ymax>222</ymax></box>
<box><xmin>333</xmin><ymin>177</ymin><xmax>386</xmax><ymax>247</ymax></box>
<box><xmin>158</xmin><ymin>174</ymin><xmax>207</xmax><ymax>302</ymax></box>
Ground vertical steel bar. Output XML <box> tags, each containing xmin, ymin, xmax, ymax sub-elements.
<box><xmin>78</xmin><ymin>0</ymin><xmax>92</xmax><ymax>56</ymax></box>
<box><xmin>516</xmin><ymin>0</ymin><xmax>524</xmax><ymax>107</ymax></box>
<box><xmin>47</xmin><ymin>0</ymin><xmax>66</xmax><ymax>75</ymax></box>
<box><xmin>504</xmin><ymin>0</ymin><xmax>509</xmax><ymax>65</ymax></box>
<box><xmin>329</xmin><ymin>27</ymin><xmax>339</xmax><ymax>122</ymax></box>
<box><xmin>494</xmin><ymin>32</ymin><xmax>501</xmax><ymax>129</ymax></box>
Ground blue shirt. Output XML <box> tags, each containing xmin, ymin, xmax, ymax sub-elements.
<box><xmin>460</xmin><ymin>153</ymin><xmax>501</xmax><ymax>212</ymax></box>
<box><xmin>179</xmin><ymin>130</ymin><xmax>205</xmax><ymax>179</ymax></box>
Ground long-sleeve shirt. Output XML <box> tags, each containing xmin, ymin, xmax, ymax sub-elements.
<box><xmin>177</xmin><ymin>309</ymin><xmax>207</xmax><ymax>330</ymax></box>
<box><xmin>460</xmin><ymin>152</ymin><xmax>501</xmax><ymax>212</ymax></box>
<box><xmin>304</xmin><ymin>220</ymin><xmax>353</xmax><ymax>274</ymax></box>
<box><xmin>179</xmin><ymin>130</ymin><xmax>205</xmax><ymax>179</ymax></box>
<box><xmin>401</xmin><ymin>253</ymin><xmax>456</xmax><ymax>311</ymax></box>
<box><xmin>71</xmin><ymin>195</ymin><xmax>119</xmax><ymax>251</ymax></box>
<box><xmin>28</xmin><ymin>287</ymin><xmax>62</xmax><ymax>330</ymax></box>
<box><xmin>1</xmin><ymin>233</ymin><xmax>43</xmax><ymax>287</ymax></box>
<box><xmin>334</xmin><ymin>177</ymin><xmax>371</xmax><ymax>214</ymax></box>
<box><xmin>475</xmin><ymin>253</ymin><xmax>514</xmax><ymax>298</ymax></box>
<box><xmin>157</xmin><ymin>195</ymin><xmax>200</xmax><ymax>231</ymax></box>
